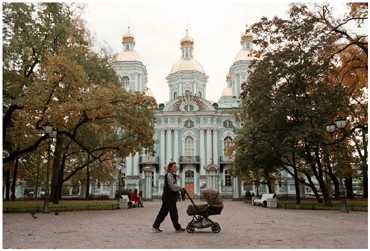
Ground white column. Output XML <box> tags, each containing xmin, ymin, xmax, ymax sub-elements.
<box><xmin>232</xmin><ymin>176</ymin><xmax>241</xmax><ymax>200</ymax></box>
<box><xmin>166</xmin><ymin>129</ymin><xmax>172</xmax><ymax>164</ymax></box>
<box><xmin>232</xmin><ymin>79</ymin><xmax>237</xmax><ymax>97</ymax></box>
<box><xmin>206</xmin><ymin>129</ymin><xmax>212</xmax><ymax>165</ymax></box>
<box><xmin>160</xmin><ymin>129</ymin><xmax>165</xmax><ymax>175</ymax></box>
<box><xmin>200</xmin><ymin>129</ymin><xmax>205</xmax><ymax>175</ymax></box>
<box><xmin>144</xmin><ymin>170</ymin><xmax>152</xmax><ymax>200</ymax></box>
<box><xmin>174</xmin><ymin>129</ymin><xmax>179</xmax><ymax>164</ymax></box>
<box><xmin>130</xmin><ymin>154</ymin><xmax>134</xmax><ymax>175</ymax></box>
<box><xmin>213</xmin><ymin>129</ymin><xmax>218</xmax><ymax>165</ymax></box>
<box><xmin>138</xmin><ymin>74</ymin><xmax>142</xmax><ymax>92</ymax></box>
<box><xmin>133</xmin><ymin>152</ymin><xmax>139</xmax><ymax>176</ymax></box>
<box><xmin>126</xmin><ymin>156</ymin><xmax>131</xmax><ymax>176</ymax></box>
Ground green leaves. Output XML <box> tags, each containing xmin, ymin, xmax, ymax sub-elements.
<box><xmin>235</xmin><ymin>3</ymin><xmax>367</xmax><ymax>197</ymax></box>
<box><xmin>3</xmin><ymin>3</ymin><xmax>156</xmax><ymax>186</ymax></box>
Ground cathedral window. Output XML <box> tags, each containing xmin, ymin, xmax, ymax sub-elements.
<box><xmin>185</xmin><ymin>104</ymin><xmax>194</xmax><ymax>112</ymax></box>
<box><xmin>122</xmin><ymin>76</ymin><xmax>129</xmax><ymax>89</ymax></box>
<box><xmin>224</xmin><ymin>136</ymin><xmax>233</xmax><ymax>156</ymax></box>
<box><xmin>184</xmin><ymin>136</ymin><xmax>194</xmax><ymax>156</ymax></box>
<box><xmin>223</xmin><ymin>120</ymin><xmax>233</xmax><ymax>128</ymax></box>
<box><xmin>224</xmin><ymin>169</ymin><xmax>232</xmax><ymax>187</ymax></box>
<box><xmin>184</xmin><ymin>120</ymin><xmax>194</xmax><ymax>128</ymax></box>
<box><xmin>185</xmin><ymin>90</ymin><xmax>191</xmax><ymax>96</ymax></box>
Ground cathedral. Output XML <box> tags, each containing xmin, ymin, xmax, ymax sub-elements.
<box><xmin>112</xmin><ymin>27</ymin><xmax>256</xmax><ymax>200</ymax></box>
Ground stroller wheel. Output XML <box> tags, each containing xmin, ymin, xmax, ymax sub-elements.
<box><xmin>186</xmin><ymin>224</ymin><xmax>195</xmax><ymax>233</ymax></box>
<box><xmin>211</xmin><ymin>223</ymin><xmax>221</xmax><ymax>233</ymax></box>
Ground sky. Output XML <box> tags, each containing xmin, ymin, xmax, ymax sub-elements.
<box><xmin>82</xmin><ymin>0</ymin><xmax>350</xmax><ymax>104</ymax></box>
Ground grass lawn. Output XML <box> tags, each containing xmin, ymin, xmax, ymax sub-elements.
<box><xmin>277</xmin><ymin>198</ymin><xmax>368</xmax><ymax>211</ymax></box>
<box><xmin>3</xmin><ymin>200</ymin><xmax>119</xmax><ymax>213</ymax></box>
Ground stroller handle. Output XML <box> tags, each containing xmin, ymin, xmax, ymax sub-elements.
<box><xmin>183</xmin><ymin>188</ymin><xmax>201</xmax><ymax>212</ymax></box>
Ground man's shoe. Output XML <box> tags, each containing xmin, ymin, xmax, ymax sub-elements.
<box><xmin>153</xmin><ymin>227</ymin><xmax>163</xmax><ymax>233</ymax></box>
<box><xmin>175</xmin><ymin>228</ymin><xmax>185</xmax><ymax>232</ymax></box>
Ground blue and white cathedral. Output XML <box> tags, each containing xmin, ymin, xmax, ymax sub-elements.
<box><xmin>112</xmin><ymin>28</ymin><xmax>257</xmax><ymax>200</ymax></box>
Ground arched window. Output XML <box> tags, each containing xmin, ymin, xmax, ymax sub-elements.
<box><xmin>184</xmin><ymin>136</ymin><xmax>194</xmax><ymax>156</ymax></box>
<box><xmin>223</xmin><ymin>120</ymin><xmax>233</xmax><ymax>128</ymax></box>
<box><xmin>185</xmin><ymin>170</ymin><xmax>194</xmax><ymax>183</ymax></box>
<box><xmin>198</xmin><ymin>91</ymin><xmax>202</xmax><ymax>97</ymax></box>
<box><xmin>184</xmin><ymin>120</ymin><xmax>194</xmax><ymax>128</ymax></box>
<box><xmin>185</xmin><ymin>90</ymin><xmax>191</xmax><ymax>96</ymax></box>
<box><xmin>122</xmin><ymin>76</ymin><xmax>129</xmax><ymax>89</ymax></box>
<box><xmin>174</xmin><ymin>92</ymin><xmax>177</xmax><ymax>99</ymax></box>
<box><xmin>224</xmin><ymin>136</ymin><xmax>233</xmax><ymax>156</ymax></box>
<box><xmin>224</xmin><ymin>169</ymin><xmax>232</xmax><ymax>187</ymax></box>
<box><xmin>185</xmin><ymin>170</ymin><xmax>194</xmax><ymax>178</ymax></box>
<box><xmin>185</xmin><ymin>104</ymin><xmax>194</xmax><ymax>112</ymax></box>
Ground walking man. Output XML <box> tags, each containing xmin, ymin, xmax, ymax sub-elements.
<box><xmin>153</xmin><ymin>162</ymin><xmax>185</xmax><ymax>232</ymax></box>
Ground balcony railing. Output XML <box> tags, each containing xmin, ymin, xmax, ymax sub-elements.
<box><xmin>179</xmin><ymin>156</ymin><xmax>200</xmax><ymax>164</ymax></box>
<box><xmin>139</xmin><ymin>156</ymin><xmax>159</xmax><ymax>164</ymax></box>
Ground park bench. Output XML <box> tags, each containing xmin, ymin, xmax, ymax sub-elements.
<box><xmin>252</xmin><ymin>193</ymin><xmax>277</xmax><ymax>208</ymax></box>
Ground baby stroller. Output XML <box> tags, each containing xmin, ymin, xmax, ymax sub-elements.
<box><xmin>184</xmin><ymin>189</ymin><xmax>223</xmax><ymax>233</ymax></box>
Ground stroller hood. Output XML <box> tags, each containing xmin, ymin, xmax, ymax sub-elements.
<box><xmin>201</xmin><ymin>189</ymin><xmax>223</xmax><ymax>207</ymax></box>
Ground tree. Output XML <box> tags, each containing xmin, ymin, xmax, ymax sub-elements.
<box><xmin>3</xmin><ymin>3</ymin><xmax>156</xmax><ymax>203</ymax></box>
<box><xmin>235</xmin><ymin>3</ymin><xmax>367</xmax><ymax>205</ymax></box>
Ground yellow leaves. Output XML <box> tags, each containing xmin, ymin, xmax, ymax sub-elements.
<box><xmin>329</xmin><ymin>44</ymin><xmax>368</xmax><ymax>94</ymax></box>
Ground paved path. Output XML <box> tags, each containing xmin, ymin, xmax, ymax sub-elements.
<box><xmin>3</xmin><ymin>200</ymin><xmax>368</xmax><ymax>248</ymax></box>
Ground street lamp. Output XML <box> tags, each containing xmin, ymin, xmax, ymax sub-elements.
<box><xmin>42</xmin><ymin>125</ymin><xmax>57</xmax><ymax>213</ymax></box>
<box><xmin>325</xmin><ymin>117</ymin><xmax>351</xmax><ymax>213</ymax></box>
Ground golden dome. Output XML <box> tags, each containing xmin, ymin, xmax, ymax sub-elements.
<box><xmin>170</xmin><ymin>58</ymin><xmax>204</xmax><ymax>74</ymax></box>
<box><xmin>113</xmin><ymin>50</ymin><xmax>142</xmax><ymax>62</ymax></box>
<box><xmin>240</xmin><ymin>31</ymin><xmax>253</xmax><ymax>44</ymax></box>
<box><xmin>180</xmin><ymin>29</ymin><xmax>194</xmax><ymax>47</ymax></box>
<box><xmin>234</xmin><ymin>49</ymin><xmax>254</xmax><ymax>61</ymax></box>
<box><xmin>122</xmin><ymin>26</ymin><xmax>135</xmax><ymax>44</ymax></box>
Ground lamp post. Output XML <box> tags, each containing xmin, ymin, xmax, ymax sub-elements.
<box><xmin>42</xmin><ymin>125</ymin><xmax>57</xmax><ymax>213</ymax></box>
<box><xmin>325</xmin><ymin>117</ymin><xmax>368</xmax><ymax>213</ymax></box>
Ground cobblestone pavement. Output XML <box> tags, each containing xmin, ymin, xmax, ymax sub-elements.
<box><xmin>3</xmin><ymin>200</ymin><xmax>367</xmax><ymax>249</ymax></box>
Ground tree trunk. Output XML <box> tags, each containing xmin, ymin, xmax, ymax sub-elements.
<box><xmin>292</xmin><ymin>163</ymin><xmax>301</xmax><ymax>204</ymax></box>
<box><xmin>34</xmin><ymin>160</ymin><xmax>40</xmax><ymax>199</ymax></box>
<box><xmin>327</xmin><ymin>164</ymin><xmax>340</xmax><ymax>199</ymax></box>
<box><xmin>255</xmin><ymin>181</ymin><xmax>260</xmax><ymax>196</ymax></box>
<box><xmin>345</xmin><ymin>176</ymin><xmax>353</xmax><ymax>199</ymax></box>
<box><xmin>313</xmin><ymin>147</ymin><xmax>331</xmax><ymax>206</ymax></box>
<box><xmin>305</xmin><ymin>172</ymin><xmax>322</xmax><ymax>203</ymax></box>
<box><xmin>11</xmin><ymin>158</ymin><xmax>19</xmax><ymax>201</ymax></box>
<box><xmin>304</xmin><ymin>145</ymin><xmax>325</xmax><ymax>204</ymax></box>
<box><xmin>50</xmin><ymin>133</ymin><xmax>65</xmax><ymax>204</ymax></box>
<box><xmin>362</xmin><ymin>128</ymin><xmax>368</xmax><ymax>198</ymax></box>
<box><xmin>362</xmin><ymin>163</ymin><xmax>367</xmax><ymax>198</ymax></box>
<box><xmin>4</xmin><ymin>168</ymin><xmax>11</xmax><ymax>201</ymax></box>
<box><xmin>267</xmin><ymin>180</ymin><xmax>273</xmax><ymax>193</ymax></box>
<box><xmin>58</xmin><ymin>153</ymin><xmax>67</xmax><ymax>200</ymax></box>
<box><xmin>85</xmin><ymin>165</ymin><xmax>90</xmax><ymax>199</ymax></box>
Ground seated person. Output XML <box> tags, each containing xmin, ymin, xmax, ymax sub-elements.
<box><xmin>131</xmin><ymin>189</ymin><xmax>140</xmax><ymax>207</ymax></box>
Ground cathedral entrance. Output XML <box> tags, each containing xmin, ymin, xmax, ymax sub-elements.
<box><xmin>184</xmin><ymin>170</ymin><xmax>195</xmax><ymax>198</ymax></box>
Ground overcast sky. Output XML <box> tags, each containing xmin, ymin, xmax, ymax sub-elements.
<box><xmin>82</xmin><ymin>0</ymin><xmax>349</xmax><ymax>104</ymax></box>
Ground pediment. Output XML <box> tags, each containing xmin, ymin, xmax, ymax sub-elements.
<box><xmin>163</xmin><ymin>95</ymin><xmax>216</xmax><ymax>112</ymax></box>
